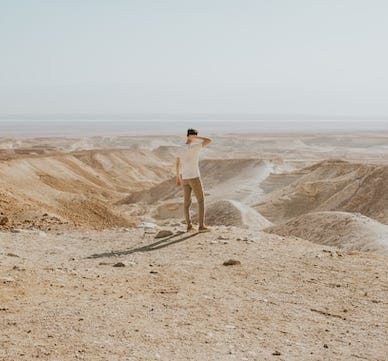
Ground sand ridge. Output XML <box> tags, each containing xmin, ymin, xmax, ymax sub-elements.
<box><xmin>255</xmin><ymin>160</ymin><xmax>388</xmax><ymax>225</ymax></box>
<box><xmin>0</xmin><ymin>148</ymin><xmax>173</xmax><ymax>231</ymax></box>
<box><xmin>265</xmin><ymin>211</ymin><xmax>388</xmax><ymax>252</ymax></box>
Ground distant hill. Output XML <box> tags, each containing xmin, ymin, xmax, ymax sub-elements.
<box><xmin>255</xmin><ymin>160</ymin><xmax>388</xmax><ymax>225</ymax></box>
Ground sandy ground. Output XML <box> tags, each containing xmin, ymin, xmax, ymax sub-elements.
<box><xmin>1</xmin><ymin>131</ymin><xmax>388</xmax><ymax>360</ymax></box>
<box><xmin>1</xmin><ymin>226</ymin><xmax>387</xmax><ymax>361</ymax></box>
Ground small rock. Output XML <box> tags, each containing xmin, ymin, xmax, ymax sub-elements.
<box><xmin>7</xmin><ymin>253</ymin><xmax>20</xmax><ymax>258</ymax></box>
<box><xmin>323</xmin><ymin>344</ymin><xmax>329</xmax><ymax>349</ymax></box>
<box><xmin>113</xmin><ymin>262</ymin><xmax>126</xmax><ymax>267</ymax></box>
<box><xmin>223</xmin><ymin>259</ymin><xmax>241</xmax><ymax>266</ymax></box>
<box><xmin>12</xmin><ymin>266</ymin><xmax>25</xmax><ymax>271</ymax></box>
<box><xmin>237</xmin><ymin>237</ymin><xmax>249</xmax><ymax>242</ymax></box>
<box><xmin>225</xmin><ymin>325</ymin><xmax>236</xmax><ymax>329</ymax></box>
<box><xmin>138</xmin><ymin>222</ymin><xmax>158</xmax><ymax>229</ymax></box>
<box><xmin>0</xmin><ymin>216</ymin><xmax>9</xmax><ymax>225</ymax></box>
<box><xmin>155</xmin><ymin>230</ymin><xmax>173</xmax><ymax>238</ymax></box>
<box><xmin>1</xmin><ymin>276</ymin><xmax>15</xmax><ymax>283</ymax></box>
<box><xmin>272</xmin><ymin>351</ymin><xmax>281</xmax><ymax>356</ymax></box>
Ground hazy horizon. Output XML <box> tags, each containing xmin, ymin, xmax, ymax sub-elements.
<box><xmin>0</xmin><ymin>119</ymin><xmax>387</xmax><ymax>138</ymax></box>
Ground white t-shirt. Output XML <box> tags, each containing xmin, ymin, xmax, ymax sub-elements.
<box><xmin>177</xmin><ymin>143</ymin><xmax>202</xmax><ymax>179</ymax></box>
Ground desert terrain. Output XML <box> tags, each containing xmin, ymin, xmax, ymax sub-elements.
<box><xmin>1</xmin><ymin>130</ymin><xmax>388</xmax><ymax>360</ymax></box>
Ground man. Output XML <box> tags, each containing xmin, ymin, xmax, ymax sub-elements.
<box><xmin>176</xmin><ymin>128</ymin><xmax>212</xmax><ymax>232</ymax></box>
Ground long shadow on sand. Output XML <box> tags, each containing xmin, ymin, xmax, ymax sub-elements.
<box><xmin>86</xmin><ymin>232</ymin><xmax>199</xmax><ymax>259</ymax></box>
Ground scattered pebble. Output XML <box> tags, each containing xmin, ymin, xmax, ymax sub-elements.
<box><xmin>225</xmin><ymin>325</ymin><xmax>236</xmax><ymax>329</ymax></box>
<box><xmin>0</xmin><ymin>216</ymin><xmax>9</xmax><ymax>225</ymax></box>
<box><xmin>223</xmin><ymin>259</ymin><xmax>241</xmax><ymax>266</ymax></box>
<box><xmin>113</xmin><ymin>262</ymin><xmax>126</xmax><ymax>267</ymax></box>
<box><xmin>138</xmin><ymin>222</ymin><xmax>158</xmax><ymax>229</ymax></box>
<box><xmin>12</xmin><ymin>266</ymin><xmax>25</xmax><ymax>271</ymax></box>
<box><xmin>7</xmin><ymin>253</ymin><xmax>20</xmax><ymax>258</ymax></box>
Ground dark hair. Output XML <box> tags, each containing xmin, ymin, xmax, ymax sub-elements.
<box><xmin>187</xmin><ymin>128</ymin><xmax>198</xmax><ymax>136</ymax></box>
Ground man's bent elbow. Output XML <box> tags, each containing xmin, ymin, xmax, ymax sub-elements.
<box><xmin>202</xmin><ymin>139</ymin><xmax>212</xmax><ymax>147</ymax></box>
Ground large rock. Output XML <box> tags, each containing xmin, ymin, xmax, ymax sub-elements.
<box><xmin>155</xmin><ymin>230</ymin><xmax>174</xmax><ymax>238</ymax></box>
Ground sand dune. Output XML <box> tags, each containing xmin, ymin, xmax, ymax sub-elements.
<box><xmin>190</xmin><ymin>199</ymin><xmax>271</xmax><ymax>229</ymax></box>
<box><xmin>1</xmin><ymin>149</ymin><xmax>274</xmax><ymax>230</ymax></box>
<box><xmin>255</xmin><ymin>160</ymin><xmax>388</xmax><ymax>225</ymax></box>
<box><xmin>119</xmin><ymin>158</ymin><xmax>272</xmax><ymax>205</ymax></box>
<box><xmin>265</xmin><ymin>211</ymin><xmax>388</xmax><ymax>252</ymax></box>
<box><xmin>3</xmin><ymin>151</ymin><xmax>388</xmax><ymax>234</ymax></box>
<box><xmin>154</xmin><ymin>199</ymin><xmax>271</xmax><ymax>230</ymax></box>
<box><xmin>0</xmin><ymin>148</ymin><xmax>172</xmax><ymax>230</ymax></box>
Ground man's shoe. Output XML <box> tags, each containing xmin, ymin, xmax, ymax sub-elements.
<box><xmin>187</xmin><ymin>225</ymin><xmax>196</xmax><ymax>232</ymax></box>
<box><xmin>198</xmin><ymin>225</ymin><xmax>210</xmax><ymax>233</ymax></box>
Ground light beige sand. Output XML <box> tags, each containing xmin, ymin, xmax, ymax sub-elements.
<box><xmin>0</xmin><ymin>132</ymin><xmax>388</xmax><ymax>360</ymax></box>
<box><xmin>1</xmin><ymin>227</ymin><xmax>387</xmax><ymax>361</ymax></box>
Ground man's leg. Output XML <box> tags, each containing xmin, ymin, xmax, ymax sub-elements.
<box><xmin>191</xmin><ymin>177</ymin><xmax>205</xmax><ymax>228</ymax></box>
<box><xmin>183</xmin><ymin>180</ymin><xmax>193</xmax><ymax>229</ymax></box>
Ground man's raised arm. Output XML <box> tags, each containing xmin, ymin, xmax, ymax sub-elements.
<box><xmin>191</xmin><ymin>135</ymin><xmax>212</xmax><ymax>148</ymax></box>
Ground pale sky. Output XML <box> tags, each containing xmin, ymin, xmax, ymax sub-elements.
<box><xmin>1</xmin><ymin>0</ymin><xmax>387</xmax><ymax>119</ymax></box>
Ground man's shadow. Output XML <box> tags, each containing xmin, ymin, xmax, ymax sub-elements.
<box><xmin>86</xmin><ymin>232</ymin><xmax>199</xmax><ymax>259</ymax></box>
